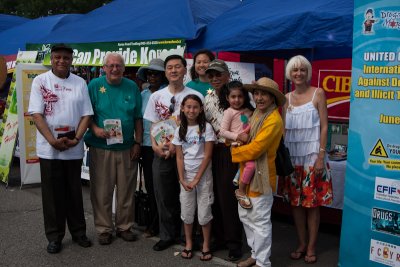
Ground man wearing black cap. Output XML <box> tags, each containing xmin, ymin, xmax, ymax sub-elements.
<box><xmin>204</xmin><ymin>59</ymin><xmax>243</xmax><ymax>261</ymax></box>
<box><xmin>28</xmin><ymin>44</ymin><xmax>93</xmax><ymax>253</ymax></box>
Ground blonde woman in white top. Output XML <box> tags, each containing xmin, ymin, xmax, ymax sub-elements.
<box><xmin>281</xmin><ymin>55</ymin><xmax>333</xmax><ymax>264</ymax></box>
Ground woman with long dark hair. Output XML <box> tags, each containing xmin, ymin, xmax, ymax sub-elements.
<box><xmin>173</xmin><ymin>94</ymin><xmax>215</xmax><ymax>261</ymax></box>
<box><xmin>186</xmin><ymin>49</ymin><xmax>215</xmax><ymax>96</ymax></box>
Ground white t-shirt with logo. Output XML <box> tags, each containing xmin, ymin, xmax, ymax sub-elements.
<box><xmin>28</xmin><ymin>71</ymin><xmax>93</xmax><ymax>160</ymax></box>
<box><xmin>172</xmin><ymin>123</ymin><xmax>216</xmax><ymax>173</ymax></box>
<box><xmin>143</xmin><ymin>86</ymin><xmax>204</xmax><ymax>123</ymax></box>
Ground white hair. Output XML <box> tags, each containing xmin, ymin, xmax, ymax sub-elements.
<box><xmin>103</xmin><ymin>52</ymin><xmax>125</xmax><ymax>67</ymax></box>
<box><xmin>285</xmin><ymin>55</ymin><xmax>312</xmax><ymax>82</ymax></box>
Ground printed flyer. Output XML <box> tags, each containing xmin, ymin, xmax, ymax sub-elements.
<box><xmin>339</xmin><ymin>0</ymin><xmax>400</xmax><ymax>266</ymax></box>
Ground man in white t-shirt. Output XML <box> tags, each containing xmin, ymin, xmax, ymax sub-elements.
<box><xmin>28</xmin><ymin>44</ymin><xmax>93</xmax><ymax>254</ymax></box>
<box><xmin>144</xmin><ymin>55</ymin><xmax>203</xmax><ymax>251</ymax></box>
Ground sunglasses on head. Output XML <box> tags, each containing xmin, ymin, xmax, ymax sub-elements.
<box><xmin>169</xmin><ymin>96</ymin><xmax>176</xmax><ymax>114</ymax></box>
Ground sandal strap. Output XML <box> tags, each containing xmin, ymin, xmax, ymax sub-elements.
<box><xmin>202</xmin><ymin>251</ymin><xmax>212</xmax><ymax>256</ymax></box>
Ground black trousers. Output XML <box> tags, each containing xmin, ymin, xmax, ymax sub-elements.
<box><xmin>39</xmin><ymin>158</ymin><xmax>87</xmax><ymax>242</ymax></box>
<box><xmin>152</xmin><ymin>155</ymin><xmax>181</xmax><ymax>241</ymax></box>
<box><xmin>140</xmin><ymin>146</ymin><xmax>159</xmax><ymax>234</ymax></box>
<box><xmin>211</xmin><ymin>145</ymin><xmax>243</xmax><ymax>251</ymax></box>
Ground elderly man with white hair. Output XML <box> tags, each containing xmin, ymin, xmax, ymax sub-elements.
<box><xmin>84</xmin><ymin>52</ymin><xmax>143</xmax><ymax>245</ymax></box>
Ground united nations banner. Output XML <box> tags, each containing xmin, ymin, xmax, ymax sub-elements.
<box><xmin>339</xmin><ymin>0</ymin><xmax>400</xmax><ymax>266</ymax></box>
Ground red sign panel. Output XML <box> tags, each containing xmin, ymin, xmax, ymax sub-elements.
<box><xmin>311</xmin><ymin>59</ymin><xmax>352</xmax><ymax>122</ymax></box>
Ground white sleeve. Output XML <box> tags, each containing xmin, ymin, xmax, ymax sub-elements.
<box><xmin>143</xmin><ymin>94</ymin><xmax>157</xmax><ymax>123</ymax></box>
<box><xmin>80</xmin><ymin>80</ymin><xmax>94</xmax><ymax>116</ymax></box>
<box><xmin>205</xmin><ymin>123</ymin><xmax>216</xmax><ymax>142</ymax></box>
<box><xmin>28</xmin><ymin>76</ymin><xmax>44</xmax><ymax>114</ymax></box>
<box><xmin>172</xmin><ymin>126</ymin><xmax>182</xmax><ymax>145</ymax></box>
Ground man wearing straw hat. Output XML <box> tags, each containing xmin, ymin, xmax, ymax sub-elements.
<box><xmin>231</xmin><ymin>77</ymin><xmax>285</xmax><ymax>267</ymax></box>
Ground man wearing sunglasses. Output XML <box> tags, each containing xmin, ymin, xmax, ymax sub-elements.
<box><xmin>143</xmin><ymin>54</ymin><xmax>203</xmax><ymax>251</ymax></box>
<box><xmin>204</xmin><ymin>59</ymin><xmax>244</xmax><ymax>261</ymax></box>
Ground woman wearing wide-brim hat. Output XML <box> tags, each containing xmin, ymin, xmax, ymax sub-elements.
<box><xmin>231</xmin><ymin>77</ymin><xmax>285</xmax><ymax>267</ymax></box>
<box><xmin>138</xmin><ymin>58</ymin><xmax>168</xmax><ymax>238</ymax></box>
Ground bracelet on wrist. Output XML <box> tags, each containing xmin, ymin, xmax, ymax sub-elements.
<box><xmin>74</xmin><ymin>136</ymin><xmax>80</xmax><ymax>142</ymax></box>
<box><xmin>319</xmin><ymin>147</ymin><xmax>326</xmax><ymax>152</ymax></box>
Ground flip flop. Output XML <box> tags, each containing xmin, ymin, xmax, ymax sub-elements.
<box><xmin>235</xmin><ymin>189</ymin><xmax>253</xmax><ymax>209</ymax></box>
<box><xmin>304</xmin><ymin>254</ymin><xmax>317</xmax><ymax>264</ymax></box>
<box><xmin>181</xmin><ymin>248</ymin><xmax>193</xmax><ymax>259</ymax></box>
<box><xmin>290</xmin><ymin>250</ymin><xmax>306</xmax><ymax>260</ymax></box>
<box><xmin>200</xmin><ymin>251</ymin><xmax>213</xmax><ymax>261</ymax></box>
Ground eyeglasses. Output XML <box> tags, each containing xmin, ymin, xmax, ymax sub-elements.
<box><xmin>105</xmin><ymin>64</ymin><xmax>123</xmax><ymax>70</ymax></box>
<box><xmin>207</xmin><ymin>72</ymin><xmax>223</xmax><ymax>79</ymax></box>
<box><xmin>169</xmin><ymin>96</ymin><xmax>176</xmax><ymax>114</ymax></box>
<box><xmin>147</xmin><ymin>70</ymin><xmax>162</xmax><ymax>76</ymax></box>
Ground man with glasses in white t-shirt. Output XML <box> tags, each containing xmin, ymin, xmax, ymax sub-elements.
<box><xmin>144</xmin><ymin>54</ymin><xmax>203</xmax><ymax>251</ymax></box>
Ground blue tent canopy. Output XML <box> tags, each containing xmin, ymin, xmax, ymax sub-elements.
<box><xmin>188</xmin><ymin>0</ymin><xmax>354</xmax><ymax>59</ymax></box>
<box><xmin>0</xmin><ymin>14</ymin><xmax>30</xmax><ymax>32</ymax></box>
<box><xmin>37</xmin><ymin>0</ymin><xmax>241</xmax><ymax>44</ymax></box>
<box><xmin>0</xmin><ymin>14</ymin><xmax>83</xmax><ymax>55</ymax></box>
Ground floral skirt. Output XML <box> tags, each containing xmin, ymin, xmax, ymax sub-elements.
<box><xmin>278</xmin><ymin>163</ymin><xmax>333</xmax><ymax>208</ymax></box>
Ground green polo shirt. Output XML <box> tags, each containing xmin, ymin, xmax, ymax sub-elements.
<box><xmin>84</xmin><ymin>76</ymin><xmax>142</xmax><ymax>150</ymax></box>
<box><xmin>186</xmin><ymin>79</ymin><xmax>212</xmax><ymax>97</ymax></box>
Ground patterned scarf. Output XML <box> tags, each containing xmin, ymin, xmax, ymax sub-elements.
<box><xmin>248</xmin><ymin>103</ymin><xmax>277</xmax><ymax>194</ymax></box>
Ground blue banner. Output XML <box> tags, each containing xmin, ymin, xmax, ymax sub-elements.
<box><xmin>339</xmin><ymin>0</ymin><xmax>400</xmax><ymax>266</ymax></box>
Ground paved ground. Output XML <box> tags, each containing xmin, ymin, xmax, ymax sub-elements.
<box><xmin>0</xmin><ymin>161</ymin><xmax>341</xmax><ymax>266</ymax></box>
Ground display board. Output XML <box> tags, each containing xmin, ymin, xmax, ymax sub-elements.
<box><xmin>184</xmin><ymin>59</ymin><xmax>255</xmax><ymax>85</ymax></box>
<box><xmin>339</xmin><ymin>0</ymin><xmax>400</xmax><ymax>266</ymax></box>
<box><xmin>0</xmin><ymin>51</ymin><xmax>38</xmax><ymax>184</ymax></box>
<box><xmin>16</xmin><ymin>63</ymin><xmax>49</xmax><ymax>185</ymax></box>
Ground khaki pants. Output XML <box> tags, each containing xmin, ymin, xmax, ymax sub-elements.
<box><xmin>89</xmin><ymin>147</ymin><xmax>138</xmax><ymax>235</ymax></box>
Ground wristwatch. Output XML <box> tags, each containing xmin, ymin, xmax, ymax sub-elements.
<box><xmin>133</xmin><ymin>140</ymin><xmax>141</xmax><ymax>146</ymax></box>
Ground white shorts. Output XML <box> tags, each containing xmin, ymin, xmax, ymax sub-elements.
<box><xmin>180</xmin><ymin>164</ymin><xmax>214</xmax><ymax>225</ymax></box>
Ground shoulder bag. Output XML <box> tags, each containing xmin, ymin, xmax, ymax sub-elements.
<box><xmin>275</xmin><ymin>136</ymin><xmax>294</xmax><ymax>176</ymax></box>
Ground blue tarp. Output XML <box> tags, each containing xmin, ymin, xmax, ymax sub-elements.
<box><xmin>37</xmin><ymin>0</ymin><xmax>241</xmax><ymax>44</ymax></box>
<box><xmin>187</xmin><ymin>0</ymin><xmax>354</xmax><ymax>59</ymax></box>
<box><xmin>0</xmin><ymin>14</ymin><xmax>83</xmax><ymax>55</ymax></box>
<box><xmin>0</xmin><ymin>0</ymin><xmax>353</xmax><ymax>59</ymax></box>
<box><xmin>0</xmin><ymin>14</ymin><xmax>30</xmax><ymax>32</ymax></box>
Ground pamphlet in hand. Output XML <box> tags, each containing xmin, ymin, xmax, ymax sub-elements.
<box><xmin>104</xmin><ymin>119</ymin><xmax>123</xmax><ymax>145</ymax></box>
<box><xmin>151</xmin><ymin>118</ymin><xmax>177</xmax><ymax>145</ymax></box>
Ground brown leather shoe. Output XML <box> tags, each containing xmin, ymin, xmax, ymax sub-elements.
<box><xmin>98</xmin><ymin>233</ymin><xmax>112</xmax><ymax>245</ymax></box>
<box><xmin>237</xmin><ymin>257</ymin><xmax>256</xmax><ymax>267</ymax></box>
<box><xmin>116</xmin><ymin>230</ymin><xmax>137</xmax><ymax>242</ymax></box>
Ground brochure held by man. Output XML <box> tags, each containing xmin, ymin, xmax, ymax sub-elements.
<box><xmin>150</xmin><ymin>118</ymin><xmax>177</xmax><ymax>145</ymax></box>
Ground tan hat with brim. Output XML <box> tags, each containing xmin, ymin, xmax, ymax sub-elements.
<box><xmin>244</xmin><ymin>77</ymin><xmax>286</xmax><ymax>107</ymax></box>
